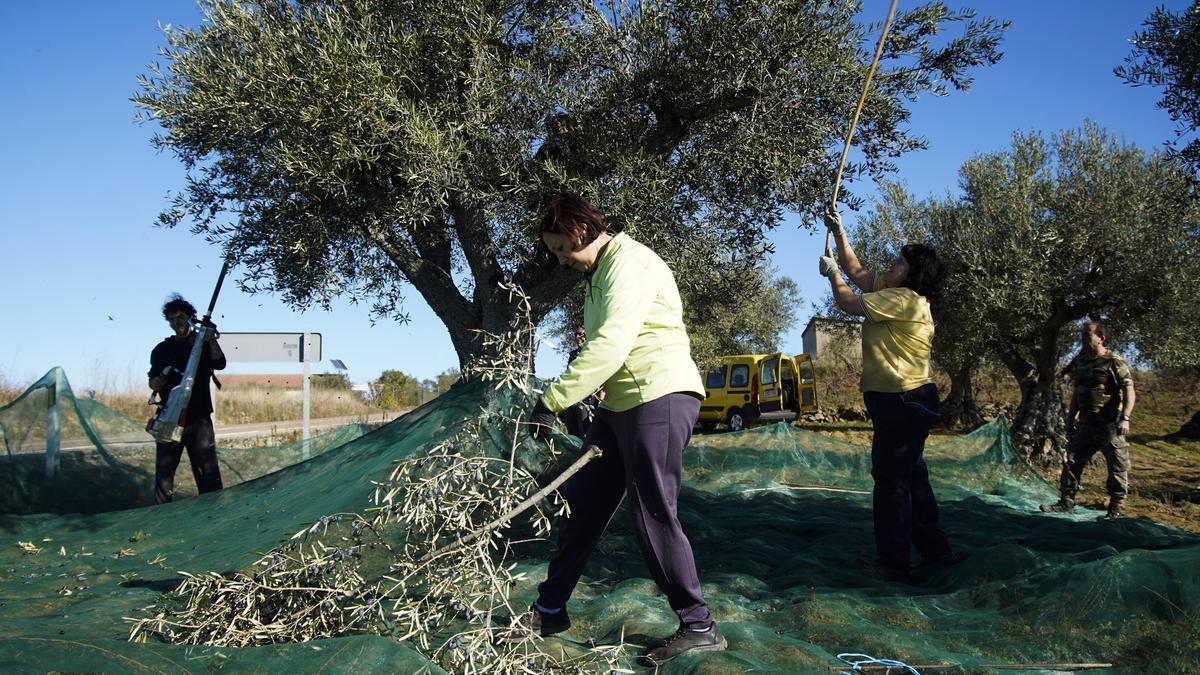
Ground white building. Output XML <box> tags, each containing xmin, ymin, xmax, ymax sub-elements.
<box><xmin>801</xmin><ymin>317</ymin><xmax>862</xmax><ymax>360</ymax></box>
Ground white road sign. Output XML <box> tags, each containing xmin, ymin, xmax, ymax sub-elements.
<box><xmin>220</xmin><ymin>332</ymin><xmax>322</xmax><ymax>363</ymax></box>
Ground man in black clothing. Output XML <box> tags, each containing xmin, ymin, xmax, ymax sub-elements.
<box><xmin>148</xmin><ymin>295</ymin><xmax>226</xmax><ymax>504</ymax></box>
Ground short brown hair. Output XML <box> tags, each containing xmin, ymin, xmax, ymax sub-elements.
<box><xmin>539</xmin><ymin>193</ymin><xmax>608</xmax><ymax>245</ymax></box>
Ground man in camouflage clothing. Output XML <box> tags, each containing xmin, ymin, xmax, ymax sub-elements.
<box><xmin>1041</xmin><ymin>321</ymin><xmax>1137</xmax><ymax>520</ymax></box>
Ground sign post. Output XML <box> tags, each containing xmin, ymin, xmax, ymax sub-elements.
<box><xmin>302</xmin><ymin>333</ymin><xmax>311</xmax><ymax>453</ymax></box>
<box><xmin>219</xmin><ymin>332</ymin><xmax>323</xmax><ymax>458</ymax></box>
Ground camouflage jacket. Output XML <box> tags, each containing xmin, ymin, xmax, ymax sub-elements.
<box><xmin>1066</xmin><ymin>352</ymin><xmax>1133</xmax><ymax>422</ymax></box>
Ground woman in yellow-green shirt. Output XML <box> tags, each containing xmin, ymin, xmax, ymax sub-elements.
<box><xmin>820</xmin><ymin>207</ymin><xmax>958</xmax><ymax>581</ymax></box>
<box><xmin>521</xmin><ymin>193</ymin><xmax>725</xmax><ymax>666</ymax></box>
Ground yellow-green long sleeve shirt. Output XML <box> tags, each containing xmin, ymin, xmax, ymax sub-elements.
<box><xmin>542</xmin><ymin>233</ymin><xmax>704</xmax><ymax>413</ymax></box>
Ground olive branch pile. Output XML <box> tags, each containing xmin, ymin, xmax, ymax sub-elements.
<box><xmin>127</xmin><ymin>282</ymin><xmax>628</xmax><ymax>672</ymax></box>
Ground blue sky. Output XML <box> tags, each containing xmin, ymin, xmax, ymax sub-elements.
<box><xmin>0</xmin><ymin>1</ymin><xmax>1185</xmax><ymax>393</ymax></box>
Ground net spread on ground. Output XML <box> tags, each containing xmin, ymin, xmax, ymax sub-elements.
<box><xmin>1</xmin><ymin>370</ymin><xmax>1197</xmax><ymax>672</ymax></box>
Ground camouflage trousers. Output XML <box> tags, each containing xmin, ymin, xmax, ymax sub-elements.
<box><xmin>1059</xmin><ymin>418</ymin><xmax>1129</xmax><ymax>501</ymax></box>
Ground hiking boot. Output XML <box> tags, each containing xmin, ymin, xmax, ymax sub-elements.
<box><xmin>1098</xmin><ymin>499</ymin><xmax>1127</xmax><ymax>521</ymax></box>
<box><xmin>1039</xmin><ymin>497</ymin><xmax>1075</xmax><ymax>513</ymax></box>
<box><xmin>498</xmin><ymin>604</ymin><xmax>570</xmax><ymax>641</ymax></box>
<box><xmin>639</xmin><ymin>623</ymin><xmax>727</xmax><ymax>666</ymax></box>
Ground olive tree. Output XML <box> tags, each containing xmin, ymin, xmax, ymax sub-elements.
<box><xmin>1117</xmin><ymin>1</ymin><xmax>1200</xmax><ymax>175</ymax></box>
<box><xmin>940</xmin><ymin>123</ymin><xmax>1200</xmax><ymax>459</ymax></box>
<box><xmin>136</xmin><ymin>0</ymin><xmax>1006</xmax><ymax>369</ymax></box>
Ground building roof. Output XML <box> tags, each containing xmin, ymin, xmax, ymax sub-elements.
<box><xmin>801</xmin><ymin>316</ymin><xmax>863</xmax><ymax>335</ymax></box>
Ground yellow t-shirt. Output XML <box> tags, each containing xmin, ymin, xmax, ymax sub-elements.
<box><xmin>859</xmin><ymin>274</ymin><xmax>934</xmax><ymax>393</ymax></box>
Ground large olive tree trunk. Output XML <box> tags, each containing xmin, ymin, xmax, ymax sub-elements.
<box><xmin>999</xmin><ymin>343</ymin><xmax>1069</xmax><ymax>466</ymax></box>
<box><xmin>940</xmin><ymin>365</ymin><xmax>984</xmax><ymax>430</ymax></box>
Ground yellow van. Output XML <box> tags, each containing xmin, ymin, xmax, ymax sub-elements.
<box><xmin>697</xmin><ymin>353</ymin><xmax>817</xmax><ymax>432</ymax></box>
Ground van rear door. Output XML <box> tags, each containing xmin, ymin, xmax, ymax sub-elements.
<box><xmin>758</xmin><ymin>354</ymin><xmax>783</xmax><ymax>413</ymax></box>
<box><xmin>794</xmin><ymin>354</ymin><xmax>818</xmax><ymax>412</ymax></box>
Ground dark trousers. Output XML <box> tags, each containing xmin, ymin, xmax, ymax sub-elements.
<box><xmin>154</xmin><ymin>416</ymin><xmax>223</xmax><ymax>504</ymax></box>
<box><xmin>1059</xmin><ymin>418</ymin><xmax>1130</xmax><ymax>501</ymax></box>
<box><xmin>537</xmin><ymin>393</ymin><xmax>712</xmax><ymax>629</ymax></box>
<box><xmin>864</xmin><ymin>383</ymin><xmax>952</xmax><ymax>570</ymax></box>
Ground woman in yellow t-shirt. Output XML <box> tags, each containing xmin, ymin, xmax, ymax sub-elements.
<box><xmin>818</xmin><ymin>207</ymin><xmax>958</xmax><ymax>581</ymax></box>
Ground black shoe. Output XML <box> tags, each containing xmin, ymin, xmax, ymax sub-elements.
<box><xmin>498</xmin><ymin>604</ymin><xmax>570</xmax><ymax>641</ymax></box>
<box><xmin>639</xmin><ymin>623</ymin><xmax>727</xmax><ymax>666</ymax></box>
<box><xmin>1040</xmin><ymin>497</ymin><xmax>1075</xmax><ymax>513</ymax></box>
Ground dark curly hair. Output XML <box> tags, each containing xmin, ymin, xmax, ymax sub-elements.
<box><xmin>539</xmin><ymin>192</ymin><xmax>608</xmax><ymax>246</ymax></box>
<box><xmin>162</xmin><ymin>294</ymin><xmax>197</xmax><ymax>320</ymax></box>
<box><xmin>899</xmin><ymin>244</ymin><xmax>947</xmax><ymax>309</ymax></box>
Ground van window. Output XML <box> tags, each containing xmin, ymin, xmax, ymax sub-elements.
<box><xmin>729</xmin><ymin>364</ymin><xmax>750</xmax><ymax>388</ymax></box>
<box><xmin>799</xmin><ymin>360</ymin><xmax>814</xmax><ymax>384</ymax></box>
<box><xmin>705</xmin><ymin>365</ymin><xmax>727</xmax><ymax>389</ymax></box>
<box><xmin>762</xmin><ymin>357</ymin><xmax>778</xmax><ymax>385</ymax></box>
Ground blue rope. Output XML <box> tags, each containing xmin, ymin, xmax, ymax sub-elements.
<box><xmin>837</xmin><ymin>652</ymin><xmax>921</xmax><ymax>674</ymax></box>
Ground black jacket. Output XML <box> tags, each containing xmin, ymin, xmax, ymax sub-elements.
<box><xmin>148</xmin><ymin>332</ymin><xmax>226</xmax><ymax>418</ymax></box>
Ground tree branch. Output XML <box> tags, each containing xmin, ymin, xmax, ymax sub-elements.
<box><xmin>370</xmin><ymin>228</ymin><xmax>472</xmax><ymax>336</ymax></box>
<box><xmin>448</xmin><ymin>195</ymin><xmax>503</xmax><ymax>306</ymax></box>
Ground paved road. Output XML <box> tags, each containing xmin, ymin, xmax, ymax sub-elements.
<box><xmin>214</xmin><ymin>411</ymin><xmax>406</xmax><ymax>440</ymax></box>
<box><xmin>58</xmin><ymin>411</ymin><xmax>409</xmax><ymax>451</ymax></box>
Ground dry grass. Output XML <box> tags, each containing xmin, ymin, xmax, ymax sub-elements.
<box><xmin>0</xmin><ymin>371</ymin><xmax>403</xmax><ymax>425</ymax></box>
<box><xmin>0</xmin><ymin>375</ymin><xmax>21</xmax><ymax>406</ymax></box>
<box><xmin>75</xmin><ymin>386</ymin><xmax>383</xmax><ymax>425</ymax></box>
<box><xmin>212</xmin><ymin>385</ymin><xmax>377</xmax><ymax>424</ymax></box>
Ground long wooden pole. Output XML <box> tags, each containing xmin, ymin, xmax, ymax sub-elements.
<box><xmin>420</xmin><ymin>444</ymin><xmax>602</xmax><ymax>562</ymax></box>
<box><xmin>825</xmin><ymin>0</ymin><xmax>900</xmax><ymax>256</ymax></box>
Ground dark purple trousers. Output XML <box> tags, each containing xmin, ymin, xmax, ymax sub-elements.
<box><xmin>864</xmin><ymin>383</ymin><xmax>952</xmax><ymax>570</ymax></box>
<box><xmin>536</xmin><ymin>392</ymin><xmax>713</xmax><ymax>629</ymax></box>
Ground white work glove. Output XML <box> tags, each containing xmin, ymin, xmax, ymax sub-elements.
<box><xmin>819</xmin><ymin>255</ymin><xmax>840</xmax><ymax>279</ymax></box>
<box><xmin>823</xmin><ymin>206</ymin><xmax>844</xmax><ymax>236</ymax></box>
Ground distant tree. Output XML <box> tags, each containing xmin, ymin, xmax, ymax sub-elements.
<box><xmin>933</xmin><ymin>123</ymin><xmax>1200</xmax><ymax>459</ymax></box>
<box><xmin>374</xmin><ymin>369</ymin><xmax>421</xmax><ymax>409</ymax></box>
<box><xmin>419</xmin><ymin>379</ymin><xmax>438</xmax><ymax>403</ymax></box>
<box><xmin>687</xmin><ymin>268</ymin><xmax>802</xmax><ymax>367</ymax></box>
<box><xmin>374</xmin><ymin>368</ymin><xmax>460</xmax><ymax>408</ymax></box>
<box><xmin>435</xmin><ymin>368</ymin><xmax>461</xmax><ymax>394</ymax></box>
<box><xmin>1116</xmin><ymin>1</ymin><xmax>1200</xmax><ymax>174</ymax></box>
<box><xmin>135</xmin><ymin>0</ymin><xmax>1006</xmax><ymax>370</ymax></box>
<box><xmin>311</xmin><ymin>372</ymin><xmax>352</xmax><ymax>391</ymax></box>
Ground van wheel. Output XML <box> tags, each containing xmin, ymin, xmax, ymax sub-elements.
<box><xmin>726</xmin><ymin>408</ymin><xmax>745</xmax><ymax>432</ymax></box>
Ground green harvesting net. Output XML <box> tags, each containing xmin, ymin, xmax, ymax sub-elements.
<box><xmin>0</xmin><ymin>367</ymin><xmax>367</xmax><ymax>514</ymax></box>
<box><xmin>1</xmin><ymin>374</ymin><xmax>1197</xmax><ymax>673</ymax></box>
